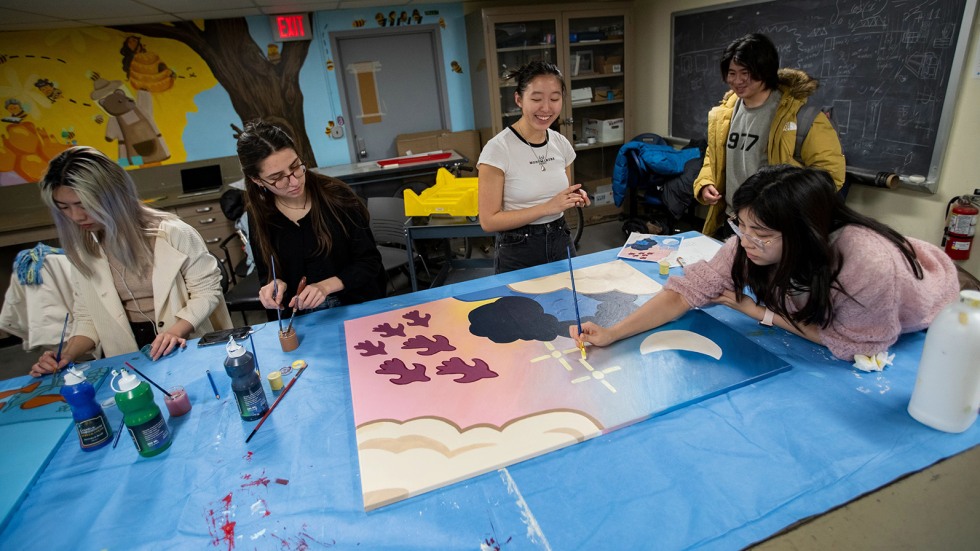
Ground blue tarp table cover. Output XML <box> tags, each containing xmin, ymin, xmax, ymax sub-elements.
<box><xmin>1</xmin><ymin>233</ymin><xmax>977</xmax><ymax>550</ymax></box>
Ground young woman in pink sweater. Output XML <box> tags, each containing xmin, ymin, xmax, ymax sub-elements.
<box><xmin>572</xmin><ymin>165</ymin><xmax>960</xmax><ymax>360</ymax></box>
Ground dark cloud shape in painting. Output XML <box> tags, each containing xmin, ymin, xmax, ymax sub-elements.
<box><xmin>468</xmin><ymin>296</ymin><xmax>560</xmax><ymax>343</ymax></box>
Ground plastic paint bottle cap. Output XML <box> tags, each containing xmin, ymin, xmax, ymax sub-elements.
<box><xmin>291</xmin><ymin>360</ymin><xmax>307</xmax><ymax>370</ymax></box>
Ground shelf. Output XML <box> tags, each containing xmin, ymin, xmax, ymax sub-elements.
<box><xmin>573</xmin><ymin>140</ymin><xmax>623</xmax><ymax>151</ymax></box>
<box><xmin>497</xmin><ymin>44</ymin><xmax>557</xmax><ymax>53</ymax></box>
<box><xmin>569</xmin><ymin>38</ymin><xmax>624</xmax><ymax>48</ymax></box>
<box><xmin>571</xmin><ymin>99</ymin><xmax>624</xmax><ymax>109</ymax></box>
<box><xmin>570</xmin><ymin>73</ymin><xmax>623</xmax><ymax>82</ymax></box>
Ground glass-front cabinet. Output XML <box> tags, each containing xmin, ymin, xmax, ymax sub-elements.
<box><xmin>466</xmin><ymin>3</ymin><xmax>632</xmax><ymax>225</ymax></box>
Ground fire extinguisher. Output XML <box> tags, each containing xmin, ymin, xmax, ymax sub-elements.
<box><xmin>942</xmin><ymin>195</ymin><xmax>979</xmax><ymax>261</ymax></box>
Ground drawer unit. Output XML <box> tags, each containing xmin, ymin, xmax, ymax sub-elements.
<box><xmin>173</xmin><ymin>199</ymin><xmax>244</xmax><ymax>276</ymax></box>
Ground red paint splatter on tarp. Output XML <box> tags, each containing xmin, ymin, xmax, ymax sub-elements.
<box><xmin>205</xmin><ymin>492</ymin><xmax>236</xmax><ymax>550</ymax></box>
<box><xmin>242</xmin><ymin>476</ymin><xmax>270</xmax><ymax>488</ymax></box>
<box><xmin>297</xmin><ymin>524</ymin><xmax>335</xmax><ymax>549</ymax></box>
<box><xmin>244</xmin><ymin>451</ymin><xmax>254</xmax><ymax>461</ymax></box>
<box><xmin>275</xmin><ymin>478</ymin><xmax>289</xmax><ymax>485</ymax></box>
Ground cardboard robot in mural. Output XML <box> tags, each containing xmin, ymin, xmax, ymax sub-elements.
<box><xmin>344</xmin><ymin>260</ymin><xmax>791</xmax><ymax>510</ymax></box>
<box><xmin>90</xmin><ymin>76</ymin><xmax>170</xmax><ymax>166</ymax></box>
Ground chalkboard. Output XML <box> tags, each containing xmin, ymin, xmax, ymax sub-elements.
<box><xmin>671</xmin><ymin>0</ymin><xmax>976</xmax><ymax>191</ymax></box>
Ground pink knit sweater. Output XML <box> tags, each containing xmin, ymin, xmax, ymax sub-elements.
<box><xmin>666</xmin><ymin>226</ymin><xmax>960</xmax><ymax>360</ymax></box>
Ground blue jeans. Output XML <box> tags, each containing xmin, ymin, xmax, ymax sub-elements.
<box><xmin>494</xmin><ymin>218</ymin><xmax>575</xmax><ymax>274</ymax></box>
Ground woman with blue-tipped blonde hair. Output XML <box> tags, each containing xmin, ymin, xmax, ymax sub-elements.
<box><xmin>30</xmin><ymin>146</ymin><xmax>232</xmax><ymax>376</ymax></box>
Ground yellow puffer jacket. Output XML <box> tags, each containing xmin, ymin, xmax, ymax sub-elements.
<box><xmin>693</xmin><ymin>68</ymin><xmax>846</xmax><ymax>236</ymax></box>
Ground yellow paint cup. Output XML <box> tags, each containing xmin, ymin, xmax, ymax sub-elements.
<box><xmin>267</xmin><ymin>370</ymin><xmax>283</xmax><ymax>391</ymax></box>
<box><xmin>659</xmin><ymin>259</ymin><xmax>670</xmax><ymax>276</ymax></box>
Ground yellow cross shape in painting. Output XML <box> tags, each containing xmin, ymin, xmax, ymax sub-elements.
<box><xmin>571</xmin><ymin>359</ymin><xmax>622</xmax><ymax>394</ymax></box>
<box><xmin>531</xmin><ymin>342</ymin><xmax>623</xmax><ymax>394</ymax></box>
<box><xmin>530</xmin><ymin>342</ymin><xmax>581</xmax><ymax>372</ymax></box>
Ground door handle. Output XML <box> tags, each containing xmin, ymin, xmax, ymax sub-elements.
<box><xmin>356</xmin><ymin>137</ymin><xmax>368</xmax><ymax>159</ymax></box>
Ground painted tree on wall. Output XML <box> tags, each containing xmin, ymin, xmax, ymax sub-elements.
<box><xmin>112</xmin><ymin>18</ymin><xmax>317</xmax><ymax>166</ymax></box>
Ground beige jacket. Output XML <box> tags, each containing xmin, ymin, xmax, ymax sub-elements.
<box><xmin>70</xmin><ymin>218</ymin><xmax>232</xmax><ymax>358</ymax></box>
<box><xmin>0</xmin><ymin>254</ymin><xmax>75</xmax><ymax>351</ymax></box>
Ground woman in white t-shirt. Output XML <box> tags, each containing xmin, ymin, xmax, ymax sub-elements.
<box><xmin>477</xmin><ymin>61</ymin><xmax>590</xmax><ymax>274</ymax></box>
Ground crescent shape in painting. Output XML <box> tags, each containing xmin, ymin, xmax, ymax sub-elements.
<box><xmin>639</xmin><ymin>330</ymin><xmax>722</xmax><ymax>360</ymax></box>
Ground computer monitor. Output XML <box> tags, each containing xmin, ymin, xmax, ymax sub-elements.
<box><xmin>179</xmin><ymin>164</ymin><xmax>223</xmax><ymax>196</ymax></box>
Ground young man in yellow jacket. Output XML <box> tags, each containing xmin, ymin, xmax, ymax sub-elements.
<box><xmin>694</xmin><ymin>33</ymin><xmax>845</xmax><ymax>238</ymax></box>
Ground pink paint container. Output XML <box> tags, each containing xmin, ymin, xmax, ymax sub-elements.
<box><xmin>164</xmin><ymin>385</ymin><xmax>192</xmax><ymax>417</ymax></box>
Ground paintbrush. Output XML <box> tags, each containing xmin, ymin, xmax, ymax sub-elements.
<box><xmin>285</xmin><ymin>276</ymin><xmax>307</xmax><ymax>334</ymax></box>
<box><xmin>249</xmin><ymin>332</ymin><xmax>260</xmax><ymax>377</ymax></box>
<box><xmin>124</xmin><ymin>361</ymin><xmax>173</xmax><ymax>398</ymax></box>
<box><xmin>111</xmin><ymin>417</ymin><xmax>126</xmax><ymax>449</ymax></box>
<box><xmin>52</xmin><ymin>312</ymin><xmax>69</xmax><ymax>375</ymax></box>
<box><xmin>566</xmin><ymin>246</ymin><xmax>586</xmax><ymax>360</ymax></box>
<box><xmin>270</xmin><ymin>255</ymin><xmax>283</xmax><ymax>333</ymax></box>
<box><xmin>244</xmin><ymin>361</ymin><xmax>308</xmax><ymax>444</ymax></box>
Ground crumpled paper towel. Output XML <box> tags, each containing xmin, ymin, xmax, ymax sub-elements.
<box><xmin>852</xmin><ymin>351</ymin><xmax>895</xmax><ymax>372</ymax></box>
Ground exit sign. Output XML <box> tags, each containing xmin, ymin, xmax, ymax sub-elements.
<box><xmin>269</xmin><ymin>13</ymin><xmax>312</xmax><ymax>42</ymax></box>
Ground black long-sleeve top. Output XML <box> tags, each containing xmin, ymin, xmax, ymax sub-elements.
<box><xmin>250</xmin><ymin>205</ymin><xmax>386</xmax><ymax>312</ymax></box>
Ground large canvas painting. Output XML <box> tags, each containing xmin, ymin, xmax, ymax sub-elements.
<box><xmin>344</xmin><ymin>260</ymin><xmax>790</xmax><ymax>510</ymax></box>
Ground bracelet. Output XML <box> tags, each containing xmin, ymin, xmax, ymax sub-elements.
<box><xmin>760</xmin><ymin>308</ymin><xmax>775</xmax><ymax>327</ymax></box>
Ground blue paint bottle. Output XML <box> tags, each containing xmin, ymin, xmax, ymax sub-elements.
<box><xmin>61</xmin><ymin>367</ymin><xmax>112</xmax><ymax>451</ymax></box>
<box><xmin>223</xmin><ymin>336</ymin><xmax>269</xmax><ymax>421</ymax></box>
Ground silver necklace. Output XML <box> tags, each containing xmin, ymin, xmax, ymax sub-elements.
<box><xmin>517</xmin><ymin>122</ymin><xmax>549</xmax><ymax>172</ymax></box>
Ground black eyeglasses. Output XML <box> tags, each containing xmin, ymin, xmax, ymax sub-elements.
<box><xmin>258</xmin><ymin>161</ymin><xmax>307</xmax><ymax>188</ymax></box>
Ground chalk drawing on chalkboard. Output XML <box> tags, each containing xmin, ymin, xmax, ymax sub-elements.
<box><xmin>670</xmin><ymin>0</ymin><xmax>978</xmax><ymax>193</ymax></box>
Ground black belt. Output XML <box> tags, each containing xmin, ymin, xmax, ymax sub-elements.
<box><xmin>503</xmin><ymin>218</ymin><xmax>567</xmax><ymax>236</ymax></box>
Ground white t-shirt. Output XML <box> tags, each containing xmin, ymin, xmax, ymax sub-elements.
<box><xmin>478</xmin><ymin>126</ymin><xmax>576</xmax><ymax>225</ymax></box>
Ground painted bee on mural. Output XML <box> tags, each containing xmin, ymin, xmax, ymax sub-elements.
<box><xmin>438</xmin><ymin>17</ymin><xmax>446</xmax><ymax>29</ymax></box>
<box><xmin>352</xmin><ymin>19</ymin><xmax>365</xmax><ymax>28</ymax></box>
<box><xmin>450</xmin><ymin>61</ymin><xmax>463</xmax><ymax>74</ymax></box>
<box><xmin>326</xmin><ymin>59</ymin><xmax>335</xmax><ymax>71</ymax></box>
<box><xmin>375</xmin><ymin>12</ymin><xmax>387</xmax><ymax>27</ymax></box>
<box><xmin>412</xmin><ymin>9</ymin><xmax>422</xmax><ymax>24</ymax></box>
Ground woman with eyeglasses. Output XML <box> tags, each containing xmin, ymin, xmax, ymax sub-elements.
<box><xmin>237</xmin><ymin>120</ymin><xmax>385</xmax><ymax>316</ymax></box>
<box><xmin>30</xmin><ymin>146</ymin><xmax>233</xmax><ymax>376</ymax></box>
<box><xmin>572</xmin><ymin>165</ymin><xmax>959</xmax><ymax>361</ymax></box>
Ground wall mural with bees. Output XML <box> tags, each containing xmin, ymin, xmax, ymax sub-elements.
<box><xmin>0</xmin><ymin>3</ymin><xmax>472</xmax><ymax>186</ymax></box>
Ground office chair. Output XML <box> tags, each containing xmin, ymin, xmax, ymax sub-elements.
<box><xmin>367</xmin><ymin>196</ymin><xmax>428</xmax><ymax>294</ymax></box>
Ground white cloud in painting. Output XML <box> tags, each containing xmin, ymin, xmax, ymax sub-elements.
<box><xmin>355</xmin><ymin>411</ymin><xmax>602</xmax><ymax>510</ymax></box>
<box><xmin>508</xmin><ymin>260</ymin><xmax>662</xmax><ymax>295</ymax></box>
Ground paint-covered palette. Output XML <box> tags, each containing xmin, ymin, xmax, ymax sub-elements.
<box><xmin>344</xmin><ymin>260</ymin><xmax>790</xmax><ymax>510</ymax></box>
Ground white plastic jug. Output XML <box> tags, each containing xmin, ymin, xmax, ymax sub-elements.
<box><xmin>908</xmin><ymin>290</ymin><xmax>980</xmax><ymax>433</ymax></box>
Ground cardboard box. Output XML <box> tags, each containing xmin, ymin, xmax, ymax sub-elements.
<box><xmin>571</xmin><ymin>87</ymin><xmax>592</xmax><ymax>104</ymax></box>
<box><xmin>593</xmin><ymin>191</ymin><xmax>614</xmax><ymax>206</ymax></box>
<box><xmin>592</xmin><ymin>86</ymin><xmax>624</xmax><ymax>102</ymax></box>
<box><xmin>583</xmin><ymin>118</ymin><xmax>624</xmax><ymax>143</ymax></box>
<box><xmin>596</xmin><ymin>55</ymin><xmax>623</xmax><ymax>74</ymax></box>
<box><xmin>396</xmin><ymin>129</ymin><xmax>482</xmax><ymax>166</ymax></box>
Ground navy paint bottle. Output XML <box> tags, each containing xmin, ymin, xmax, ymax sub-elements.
<box><xmin>61</xmin><ymin>367</ymin><xmax>112</xmax><ymax>451</ymax></box>
<box><xmin>223</xmin><ymin>336</ymin><xmax>269</xmax><ymax>421</ymax></box>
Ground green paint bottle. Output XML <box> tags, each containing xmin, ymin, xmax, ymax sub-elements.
<box><xmin>111</xmin><ymin>368</ymin><xmax>172</xmax><ymax>457</ymax></box>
